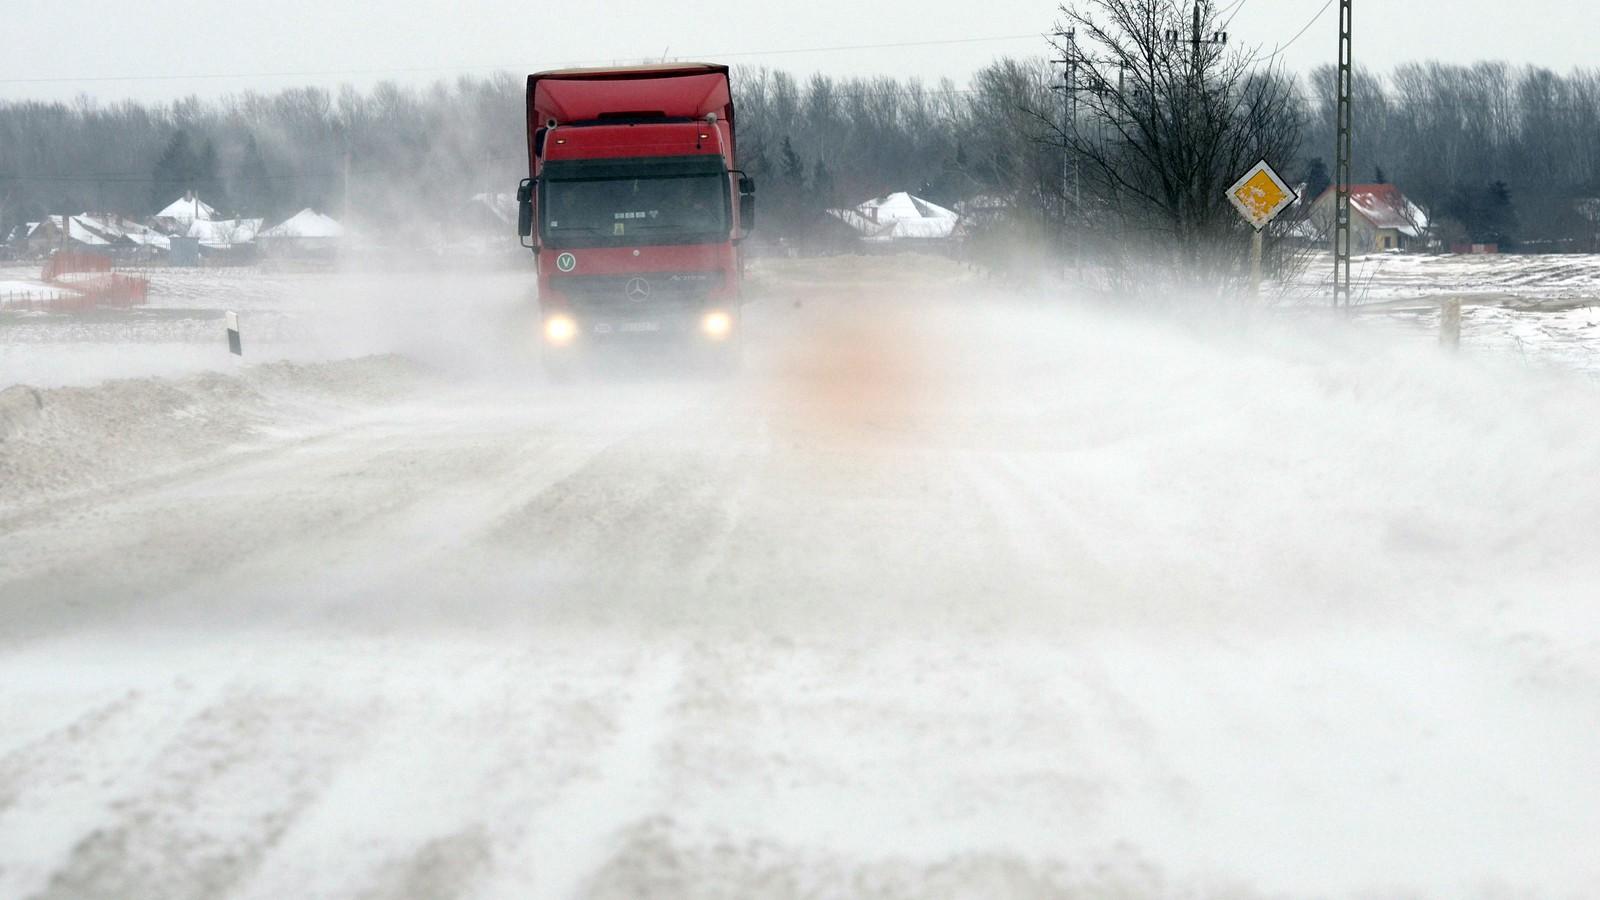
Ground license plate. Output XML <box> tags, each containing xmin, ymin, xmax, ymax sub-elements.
<box><xmin>618</xmin><ymin>321</ymin><xmax>660</xmax><ymax>333</ymax></box>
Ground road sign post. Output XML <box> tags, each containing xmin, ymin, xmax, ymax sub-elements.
<box><xmin>1250</xmin><ymin>230</ymin><xmax>1264</xmax><ymax>300</ymax></box>
<box><xmin>1225</xmin><ymin>160</ymin><xmax>1298</xmax><ymax>302</ymax></box>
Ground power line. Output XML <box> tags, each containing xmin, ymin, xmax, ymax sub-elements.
<box><xmin>694</xmin><ymin>34</ymin><xmax>1041</xmax><ymax>60</ymax></box>
<box><xmin>0</xmin><ymin>34</ymin><xmax>1044</xmax><ymax>87</ymax></box>
<box><xmin>1248</xmin><ymin>0</ymin><xmax>1336</xmax><ymax>67</ymax></box>
<box><xmin>1219</xmin><ymin>0</ymin><xmax>1251</xmax><ymax>30</ymax></box>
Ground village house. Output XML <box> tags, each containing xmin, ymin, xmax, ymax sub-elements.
<box><xmin>258</xmin><ymin>208</ymin><xmax>344</xmax><ymax>261</ymax></box>
<box><xmin>826</xmin><ymin>192</ymin><xmax>961</xmax><ymax>251</ymax></box>
<box><xmin>186</xmin><ymin>216</ymin><xmax>264</xmax><ymax>264</ymax></box>
<box><xmin>1309</xmin><ymin>184</ymin><xmax>1430</xmax><ymax>253</ymax></box>
<box><xmin>16</xmin><ymin>215</ymin><xmax>136</xmax><ymax>258</ymax></box>
<box><xmin>153</xmin><ymin>192</ymin><xmax>219</xmax><ymax>235</ymax></box>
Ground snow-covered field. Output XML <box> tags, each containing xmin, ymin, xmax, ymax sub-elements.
<box><xmin>1307</xmin><ymin>251</ymin><xmax>1600</xmax><ymax>306</ymax></box>
<box><xmin>1288</xmin><ymin>252</ymin><xmax>1600</xmax><ymax>378</ymax></box>
<box><xmin>3</xmin><ymin>254</ymin><xmax>1600</xmax><ymax>897</ymax></box>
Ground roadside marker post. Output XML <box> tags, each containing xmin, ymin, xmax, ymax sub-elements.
<box><xmin>1440</xmin><ymin>298</ymin><xmax>1461</xmax><ymax>349</ymax></box>
<box><xmin>226</xmin><ymin>311</ymin><xmax>242</xmax><ymax>356</ymax></box>
<box><xmin>1225</xmin><ymin>159</ymin><xmax>1298</xmax><ymax>302</ymax></box>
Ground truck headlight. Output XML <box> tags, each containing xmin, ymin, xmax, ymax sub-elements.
<box><xmin>544</xmin><ymin>314</ymin><xmax>578</xmax><ymax>346</ymax></box>
<box><xmin>700</xmin><ymin>310</ymin><xmax>733</xmax><ymax>340</ymax></box>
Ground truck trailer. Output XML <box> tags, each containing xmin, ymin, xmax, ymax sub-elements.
<box><xmin>516</xmin><ymin>64</ymin><xmax>756</xmax><ymax>376</ymax></box>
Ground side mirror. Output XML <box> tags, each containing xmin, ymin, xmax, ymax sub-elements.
<box><xmin>735</xmin><ymin>174</ymin><xmax>756</xmax><ymax>234</ymax></box>
<box><xmin>739</xmin><ymin>193</ymin><xmax>756</xmax><ymax>232</ymax></box>
<box><xmin>516</xmin><ymin>178</ymin><xmax>537</xmax><ymax>246</ymax></box>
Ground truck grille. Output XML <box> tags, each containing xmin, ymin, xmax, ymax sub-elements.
<box><xmin>551</xmin><ymin>271</ymin><xmax>724</xmax><ymax>314</ymax></box>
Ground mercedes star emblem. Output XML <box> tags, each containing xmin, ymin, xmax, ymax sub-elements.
<box><xmin>625</xmin><ymin>277</ymin><xmax>651</xmax><ymax>301</ymax></box>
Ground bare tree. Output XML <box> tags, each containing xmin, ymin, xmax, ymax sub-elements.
<box><xmin>1041</xmin><ymin>0</ymin><xmax>1304</xmax><ymax>299</ymax></box>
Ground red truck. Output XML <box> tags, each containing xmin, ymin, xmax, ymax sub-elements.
<box><xmin>516</xmin><ymin>64</ymin><xmax>756</xmax><ymax>375</ymax></box>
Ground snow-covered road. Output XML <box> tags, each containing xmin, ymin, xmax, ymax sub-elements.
<box><xmin>3</xmin><ymin>257</ymin><xmax>1599</xmax><ymax>897</ymax></box>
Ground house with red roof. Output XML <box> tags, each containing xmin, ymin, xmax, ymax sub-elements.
<box><xmin>1309</xmin><ymin>184</ymin><xmax>1430</xmax><ymax>253</ymax></box>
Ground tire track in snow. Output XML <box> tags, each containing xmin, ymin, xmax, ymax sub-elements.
<box><xmin>482</xmin><ymin>395</ymin><xmax>766</xmax><ymax>615</ymax></box>
<box><xmin>23</xmin><ymin>685</ymin><xmax>368</xmax><ymax>900</ymax></box>
<box><xmin>0</xmin><ymin>693</ymin><xmax>144</xmax><ymax>817</ymax></box>
<box><xmin>481</xmin><ymin>643</ymin><xmax>685</xmax><ymax>898</ymax></box>
<box><xmin>213</xmin><ymin>639</ymin><xmax>641</xmax><ymax>900</ymax></box>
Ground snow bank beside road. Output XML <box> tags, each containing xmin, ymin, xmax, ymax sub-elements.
<box><xmin>0</xmin><ymin>356</ymin><xmax>428</xmax><ymax>517</ymax></box>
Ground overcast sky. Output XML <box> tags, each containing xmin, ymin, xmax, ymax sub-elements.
<box><xmin>1</xmin><ymin>0</ymin><xmax>1593</xmax><ymax>103</ymax></box>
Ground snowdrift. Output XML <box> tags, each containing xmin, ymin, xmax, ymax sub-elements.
<box><xmin>0</xmin><ymin>356</ymin><xmax>427</xmax><ymax>516</ymax></box>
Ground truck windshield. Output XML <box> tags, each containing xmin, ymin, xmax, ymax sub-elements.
<box><xmin>541</xmin><ymin>157</ymin><xmax>729</xmax><ymax>248</ymax></box>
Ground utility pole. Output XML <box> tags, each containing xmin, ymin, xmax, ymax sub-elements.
<box><xmin>1192</xmin><ymin>0</ymin><xmax>1202</xmax><ymax>80</ymax></box>
<box><xmin>1166</xmin><ymin>2</ymin><xmax>1227</xmax><ymax>81</ymax></box>
<box><xmin>1053</xmin><ymin>29</ymin><xmax>1081</xmax><ymax>272</ymax></box>
<box><xmin>1333</xmin><ymin>0</ymin><xmax>1353</xmax><ymax>308</ymax></box>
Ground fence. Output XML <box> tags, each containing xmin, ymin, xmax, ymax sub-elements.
<box><xmin>0</xmin><ymin>251</ymin><xmax>150</xmax><ymax>312</ymax></box>
<box><xmin>41</xmin><ymin>251</ymin><xmax>114</xmax><ymax>281</ymax></box>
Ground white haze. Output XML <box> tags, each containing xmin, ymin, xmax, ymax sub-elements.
<box><xmin>2</xmin><ymin>254</ymin><xmax>1598</xmax><ymax>896</ymax></box>
<box><xmin>2</xmin><ymin>0</ymin><xmax>1592</xmax><ymax>103</ymax></box>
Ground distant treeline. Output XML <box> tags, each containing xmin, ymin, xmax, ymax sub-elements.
<box><xmin>0</xmin><ymin>75</ymin><xmax>529</xmax><ymax>241</ymax></box>
<box><xmin>1</xmin><ymin>60</ymin><xmax>1596</xmax><ymax>249</ymax></box>
<box><xmin>1301</xmin><ymin>63</ymin><xmax>1600</xmax><ymax>249</ymax></box>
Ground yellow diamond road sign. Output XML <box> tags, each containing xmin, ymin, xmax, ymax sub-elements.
<box><xmin>1226</xmin><ymin>159</ymin><xmax>1297</xmax><ymax>231</ymax></box>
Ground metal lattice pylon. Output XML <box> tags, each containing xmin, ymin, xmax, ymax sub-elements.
<box><xmin>1333</xmin><ymin>0</ymin><xmax>1353</xmax><ymax>307</ymax></box>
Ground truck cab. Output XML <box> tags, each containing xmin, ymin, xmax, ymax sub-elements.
<box><xmin>516</xmin><ymin>64</ymin><xmax>755</xmax><ymax>374</ymax></box>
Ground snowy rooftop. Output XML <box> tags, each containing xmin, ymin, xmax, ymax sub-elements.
<box><xmin>64</xmin><ymin>217</ymin><xmax>110</xmax><ymax>246</ymax></box>
<box><xmin>187</xmin><ymin>218</ymin><xmax>263</xmax><ymax>247</ymax></box>
<box><xmin>76</xmin><ymin>214</ymin><xmax>171</xmax><ymax>250</ymax></box>
<box><xmin>1350</xmin><ymin>185</ymin><xmax>1428</xmax><ymax>237</ymax></box>
<box><xmin>260</xmin><ymin>209</ymin><xmax>344</xmax><ymax>239</ymax></box>
<box><xmin>827</xmin><ymin>192</ymin><xmax>959</xmax><ymax>241</ymax></box>
<box><xmin>155</xmin><ymin>195</ymin><xmax>217</xmax><ymax>224</ymax></box>
<box><xmin>1316</xmin><ymin>184</ymin><xmax>1429</xmax><ymax>237</ymax></box>
<box><xmin>38</xmin><ymin>215</ymin><xmax>111</xmax><ymax>247</ymax></box>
